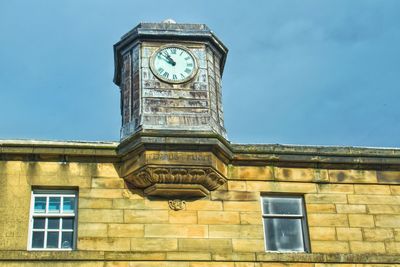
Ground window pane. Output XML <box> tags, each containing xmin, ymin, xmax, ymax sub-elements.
<box><xmin>34</xmin><ymin>197</ymin><xmax>46</xmax><ymax>213</ymax></box>
<box><xmin>61</xmin><ymin>232</ymin><xmax>73</xmax><ymax>249</ymax></box>
<box><xmin>63</xmin><ymin>197</ymin><xmax>75</xmax><ymax>213</ymax></box>
<box><xmin>62</xmin><ymin>218</ymin><xmax>74</xmax><ymax>230</ymax></box>
<box><xmin>48</xmin><ymin>197</ymin><xmax>61</xmax><ymax>213</ymax></box>
<box><xmin>263</xmin><ymin>197</ymin><xmax>302</xmax><ymax>215</ymax></box>
<box><xmin>46</xmin><ymin>232</ymin><xmax>59</xmax><ymax>248</ymax></box>
<box><xmin>48</xmin><ymin>218</ymin><xmax>60</xmax><ymax>229</ymax></box>
<box><xmin>32</xmin><ymin>231</ymin><xmax>45</xmax><ymax>248</ymax></box>
<box><xmin>264</xmin><ymin>218</ymin><xmax>304</xmax><ymax>251</ymax></box>
<box><xmin>33</xmin><ymin>218</ymin><xmax>45</xmax><ymax>229</ymax></box>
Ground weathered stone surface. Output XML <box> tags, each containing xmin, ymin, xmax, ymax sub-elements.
<box><xmin>309</xmin><ymin>227</ymin><xmax>336</xmax><ymax>241</ymax></box>
<box><xmin>312</xmin><ymin>241</ymin><xmax>349</xmax><ymax>253</ymax></box>
<box><xmin>336</xmin><ymin>227</ymin><xmax>362</xmax><ymax>241</ymax></box>
<box><xmin>130</xmin><ymin>238</ymin><xmax>178</xmax><ymax>251</ymax></box>
<box><xmin>145</xmin><ymin>224</ymin><xmax>208</xmax><ymax>238</ymax></box>
<box><xmin>307</xmin><ymin>214</ymin><xmax>348</xmax><ymax>227</ymax></box>
<box><xmin>124</xmin><ymin>210</ymin><xmax>168</xmax><ymax>224</ymax></box>
<box><xmin>198</xmin><ymin>211</ymin><xmax>240</xmax><ymax>224</ymax></box>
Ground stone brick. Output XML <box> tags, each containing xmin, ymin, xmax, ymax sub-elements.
<box><xmin>377</xmin><ymin>171</ymin><xmax>400</xmax><ymax>184</ymax></box>
<box><xmin>318</xmin><ymin>184</ymin><xmax>354</xmax><ymax>194</ymax></box>
<box><xmin>311</xmin><ymin>241</ymin><xmax>349</xmax><ymax>253</ymax></box>
<box><xmin>198</xmin><ymin>211</ymin><xmax>240</xmax><ymax>224</ymax></box>
<box><xmin>108</xmin><ymin>224</ymin><xmax>144</xmax><ymax>237</ymax></box>
<box><xmin>228</xmin><ymin>181</ymin><xmax>246</xmax><ymax>191</ymax></box>
<box><xmin>179</xmin><ymin>238</ymin><xmax>232</xmax><ymax>252</ymax></box>
<box><xmin>305</xmin><ymin>194</ymin><xmax>347</xmax><ymax>204</ymax></box>
<box><xmin>95</xmin><ymin>163</ymin><xmax>119</xmax><ymax>178</ymax></box>
<box><xmin>391</xmin><ymin>185</ymin><xmax>400</xmax><ymax>195</ymax></box>
<box><xmin>232</xmin><ymin>239</ymin><xmax>265</xmax><ymax>252</ymax></box>
<box><xmin>349</xmin><ymin>241</ymin><xmax>385</xmax><ymax>253</ymax></box>
<box><xmin>144</xmin><ymin>199</ymin><xmax>169</xmax><ymax>209</ymax></box>
<box><xmin>309</xmin><ymin>227</ymin><xmax>336</xmax><ymax>241</ymax></box>
<box><xmin>113</xmin><ymin>199</ymin><xmax>146</xmax><ymax>209</ymax></box>
<box><xmin>78</xmin><ymin>237</ymin><xmax>130</xmax><ymax>251</ymax></box>
<box><xmin>79</xmin><ymin>198</ymin><xmax>113</xmax><ymax>209</ymax></box>
<box><xmin>348</xmin><ymin>214</ymin><xmax>374</xmax><ymax>227</ymax></box>
<box><xmin>186</xmin><ymin>200</ymin><xmax>223</xmax><ymax>211</ymax></box>
<box><xmin>367</xmin><ymin>204</ymin><xmax>400</xmax><ymax>214</ymax></box>
<box><xmin>124</xmin><ymin>210</ymin><xmax>168</xmax><ymax>224</ymax></box>
<box><xmin>335</xmin><ymin>204</ymin><xmax>366</xmax><ymax>214</ymax></box>
<box><xmin>329</xmin><ymin>169</ymin><xmax>377</xmax><ymax>183</ymax></box>
<box><xmin>145</xmin><ymin>224</ymin><xmax>208</xmax><ymax>238</ymax></box>
<box><xmin>169</xmin><ymin>211</ymin><xmax>197</xmax><ymax>224</ymax></box>
<box><xmin>79</xmin><ymin>209</ymin><xmax>123</xmax><ymax>223</ymax></box>
<box><xmin>348</xmin><ymin>195</ymin><xmax>400</xmax><ymax>205</ymax></box>
<box><xmin>211</xmin><ymin>191</ymin><xmax>259</xmax><ymax>201</ymax></box>
<box><xmin>223</xmin><ymin>201</ymin><xmax>260</xmax><ymax>211</ymax></box>
<box><xmin>336</xmin><ymin>227</ymin><xmax>362</xmax><ymax>241</ymax></box>
<box><xmin>248</xmin><ymin>181</ymin><xmax>317</xmax><ymax>193</ymax></box>
<box><xmin>274</xmin><ymin>168</ymin><xmax>314</xmax><ymax>182</ymax></box>
<box><xmin>395</xmin><ymin>229</ymin><xmax>400</xmax><ymax>241</ymax></box>
<box><xmin>307</xmin><ymin>214</ymin><xmax>348</xmax><ymax>227</ymax></box>
<box><xmin>166</xmin><ymin>252</ymin><xmax>211</xmax><ymax>261</ymax></box>
<box><xmin>386</xmin><ymin>242</ymin><xmax>400</xmax><ymax>253</ymax></box>
<box><xmin>375</xmin><ymin>215</ymin><xmax>400</xmax><ymax>227</ymax></box>
<box><xmin>131</xmin><ymin>238</ymin><xmax>177</xmax><ymax>251</ymax></box>
<box><xmin>363</xmin><ymin>228</ymin><xmax>394</xmax><ymax>241</ymax></box>
<box><xmin>306</xmin><ymin>204</ymin><xmax>336</xmax><ymax>213</ymax></box>
<box><xmin>78</xmin><ymin>223</ymin><xmax>108</xmax><ymax>237</ymax></box>
<box><xmin>354</xmin><ymin>184</ymin><xmax>391</xmax><ymax>195</ymax></box>
<box><xmin>240</xmin><ymin>212</ymin><xmax>262</xmax><ymax>225</ymax></box>
<box><xmin>80</xmin><ymin>189</ymin><xmax>123</xmax><ymax>199</ymax></box>
<box><xmin>230</xmin><ymin>166</ymin><xmax>273</xmax><ymax>180</ymax></box>
<box><xmin>92</xmin><ymin>177</ymin><xmax>125</xmax><ymax>189</ymax></box>
<box><xmin>209</xmin><ymin>225</ymin><xmax>263</xmax><ymax>239</ymax></box>
<box><xmin>190</xmin><ymin>262</ymin><xmax>234</xmax><ymax>267</ymax></box>
<box><xmin>212</xmin><ymin>252</ymin><xmax>256</xmax><ymax>261</ymax></box>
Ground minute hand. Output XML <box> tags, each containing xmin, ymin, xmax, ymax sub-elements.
<box><xmin>162</xmin><ymin>53</ymin><xmax>176</xmax><ymax>66</ymax></box>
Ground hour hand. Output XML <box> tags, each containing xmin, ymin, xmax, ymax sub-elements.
<box><xmin>162</xmin><ymin>52</ymin><xmax>176</xmax><ymax>66</ymax></box>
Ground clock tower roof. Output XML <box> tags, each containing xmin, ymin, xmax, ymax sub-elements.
<box><xmin>113</xmin><ymin>22</ymin><xmax>228</xmax><ymax>86</ymax></box>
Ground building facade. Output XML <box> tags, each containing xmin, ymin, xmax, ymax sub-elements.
<box><xmin>1</xmin><ymin>21</ymin><xmax>400</xmax><ymax>267</ymax></box>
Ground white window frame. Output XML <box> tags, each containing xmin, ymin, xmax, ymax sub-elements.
<box><xmin>28</xmin><ymin>189</ymin><xmax>78</xmax><ymax>251</ymax></box>
<box><xmin>261</xmin><ymin>195</ymin><xmax>310</xmax><ymax>253</ymax></box>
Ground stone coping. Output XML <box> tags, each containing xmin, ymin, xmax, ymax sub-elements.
<box><xmin>0</xmin><ymin>131</ymin><xmax>400</xmax><ymax>165</ymax></box>
<box><xmin>0</xmin><ymin>251</ymin><xmax>398</xmax><ymax>263</ymax></box>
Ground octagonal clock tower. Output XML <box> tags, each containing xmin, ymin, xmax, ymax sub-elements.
<box><xmin>113</xmin><ymin>20</ymin><xmax>228</xmax><ymax>140</ymax></box>
<box><xmin>114</xmin><ymin>20</ymin><xmax>230</xmax><ymax>198</ymax></box>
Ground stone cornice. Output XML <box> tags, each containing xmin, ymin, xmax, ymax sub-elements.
<box><xmin>2</xmin><ymin>134</ymin><xmax>400</xmax><ymax>168</ymax></box>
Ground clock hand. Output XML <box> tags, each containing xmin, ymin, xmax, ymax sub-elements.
<box><xmin>162</xmin><ymin>52</ymin><xmax>176</xmax><ymax>66</ymax></box>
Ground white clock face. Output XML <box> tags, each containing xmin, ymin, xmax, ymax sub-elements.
<box><xmin>150</xmin><ymin>45</ymin><xmax>198</xmax><ymax>83</ymax></box>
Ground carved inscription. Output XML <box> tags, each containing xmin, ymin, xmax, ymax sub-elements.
<box><xmin>148</xmin><ymin>153</ymin><xmax>212</xmax><ymax>163</ymax></box>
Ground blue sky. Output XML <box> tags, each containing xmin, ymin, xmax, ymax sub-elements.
<box><xmin>1</xmin><ymin>0</ymin><xmax>400</xmax><ymax>147</ymax></box>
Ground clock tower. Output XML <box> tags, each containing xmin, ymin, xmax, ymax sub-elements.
<box><xmin>113</xmin><ymin>20</ymin><xmax>228</xmax><ymax>140</ymax></box>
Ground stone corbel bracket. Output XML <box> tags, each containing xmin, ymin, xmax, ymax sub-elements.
<box><xmin>127</xmin><ymin>165</ymin><xmax>227</xmax><ymax>198</ymax></box>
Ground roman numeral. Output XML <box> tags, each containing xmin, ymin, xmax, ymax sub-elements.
<box><xmin>162</xmin><ymin>72</ymin><xmax>169</xmax><ymax>78</ymax></box>
<box><xmin>170</xmin><ymin>48</ymin><xmax>176</xmax><ymax>54</ymax></box>
<box><xmin>180</xmin><ymin>73</ymin><xmax>185</xmax><ymax>78</ymax></box>
<box><xmin>184</xmin><ymin>68</ymin><xmax>191</xmax><ymax>74</ymax></box>
<box><xmin>173</xmin><ymin>74</ymin><xmax>177</xmax><ymax>80</ymax></box>
<box><xmin>187</xmin><ymin>63</ymin><xmax>193</xmax><ymax>67</ymax></box>
<box><xmin>184</xmin><ymin>57</ymin><xmax>190</xmax><ymax>61</ymax></box>
<box><xmin>158</xmin><ymin>67</ymin><xmax>164</xmax><ymax>74</ymax></box>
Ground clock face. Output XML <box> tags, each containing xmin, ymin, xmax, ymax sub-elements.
<box><xmin>150</xmin><ymin>45</ymin><xmax>198</xmax><ymax>83</ymax></box>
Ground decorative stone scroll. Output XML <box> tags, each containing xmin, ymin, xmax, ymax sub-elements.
<box><xmin>168</xmin><ymin>199</ymin><xmax>186</xmax><ymax>211</ymax></box>
<box><xmin>127</xmin><ymin>166</ymin><xmax>227</xmax><ymax>198</ymax></box>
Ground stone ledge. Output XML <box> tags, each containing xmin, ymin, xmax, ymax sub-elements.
<box><xmin>0</xmin><ymin>251</ymin><xmax>399</xmax><ymax>263</ymax></box>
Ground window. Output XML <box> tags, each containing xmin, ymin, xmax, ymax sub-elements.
<box><xmin>261</xmin><ymin>195</ymin><xmax>310</xmax><ymax>252</ymax></box>
<box><xmin>28</xmin><ymin>190</ymin><xmax>77</xmax><ymax>250</ymax></box>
